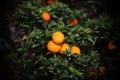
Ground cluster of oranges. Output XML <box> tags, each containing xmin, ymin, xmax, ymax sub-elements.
<box><xmin>41</xmin><ymin>12</ymin><xmax>78</xmax><ymax>26</ymax></box>
<box><xmin>47</xmin><ymin>31</ymin><xmax>81</xmax><ymax>55</ymax></box>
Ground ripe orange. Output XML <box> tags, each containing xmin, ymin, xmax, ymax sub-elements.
<box><xmin>47</xmin><ymin>40</ymin><xmax>61</xmax><ymax>53</ymax></box>
<box><xmin>60</xmin><ymin>43</ymin><xmax>70</xmax><ymax>54</ymax></box>
<box><xmin>88</xmin><ymin>71</ymin><xmax>95</xmax><ymax>77</ymax></box>
<box><xmin>41</xmin><ymin>12</ymin><xmax>51</xmax><ymax>22</ymax></box>
<box><xmin>48</xmin><ymin>0</ymin><xmax>57</xmax><ymax>5</ymax></box>
<box><xmin>107</xmin><ymin>41</ymin><xmax>117</xmax><ymax>50</ymax></box>
<box><xmin>71</xmin><ymin>46</ymin><xmax>81</xmax><ymax>55</ymax></box>
<box><xmin>41</xmin><ymin>1</ymin><xmax>47</xmax><ymax>5</ymax></box>
<box><xmin>52</xmin><ymin>31</ymin><xmax>64</xmax><ymax>44</ymax></box>
<box><xmin>69</xmin><ymin>19</ymin><xmax>78</xmax><ymax>26</ymax></box>
<box><xmin>99</xmin><ymin>66</ymin><xmax>106</xmax><ymax>73</ymax></box>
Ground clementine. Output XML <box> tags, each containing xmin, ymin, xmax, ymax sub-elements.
<box><xmin>60</xmin><ymin>43</ymin><xmax>70</xmax><ymax>54</ymax></box>
<box><xmin>107</xmin><ymin>41</ymin><xmax>117</xmax><ymax>50</ymax></box>
<box><xmin>69</xmin><ymin>19</ymin><xmax>78</xmax><ymax>26</ymax></box>
<box><xmin>48</xmin><ymin>0</ymin><xmax>57</xmax><ymax>5</ymax></box>
<box><xmin>52</xmin><ymin>31</ymin><xmax>64</xmax><ymax>44</ymax></box>
<box><xmin>42</xmin><ymin>12</ymin><xmax>51</xmax><ymax>22</ymax></box>
<box><xmin>47</xmin><ymin>40</ymin><xmax>61</xmax><ymax>53</ymax></box>
<box><xmin>88</xmin><ymin>71</ymin><xmax>95</xmax><ymax>77</ymax></box>
<box><xmin>71</xmin><ymin>46</ymin><xmax>81</xmax><ymax>55</ymax></box>
<box><xmin>99</xmin><ymin>66</ymin><xmax>106</xmax><ymax>73</ymax></box>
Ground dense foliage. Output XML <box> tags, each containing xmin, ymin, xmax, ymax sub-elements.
<box><xmin>9</xmin><ymin>0</ymin><xmax>118</xmax><ymax>80</ymax></box>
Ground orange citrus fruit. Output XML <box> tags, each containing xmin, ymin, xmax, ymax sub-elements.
<box><xmin>99</xmin><ymin>66</ymin><xmax>106</xmax><ymax>73</ymax></box>
<box><xmin>107</xmin><ymin>41</ymin><xmax>117</xmax><ymax>50</ymax></box>
<box><xmin>52</xmin><ymin>31</ymin><xmax>64</xmax><ymax>44</ymax></box>
<box><xmin>47</xmin><ymin>40</ymin><xmax>61</xmax><ymax>53</ymax></box>
<box><xmin>41</xmin><ymin>1</ymin><xmax>47</xmax><ymax>5</ymax></box>
<box><xmin>48</xmin><ymin>0</ymin><xmax>57</xmax><ymax>5</ymax></box>
<box><xmin>88</xmin><ymin>71</ymin><xmax>95</xmax><ymax>77</ymax></box>
<box><xmin>60</xmin><ymin>43</ymin><xmax>70</xmax><ymax>54</ymax></box>
<box><xmin>71</xmin><ymin>46</ymin><xmax>81</xmax><ymax>55</ymax></box>
<box><xmin>69</xmin><ymin>19</ymin><xmax>78</xmax><ymax>26</ymax></box>
<box><xmin>42</xmin><ymin>12</ymin><xmax>51</xmax><ymax>22</ymax></box>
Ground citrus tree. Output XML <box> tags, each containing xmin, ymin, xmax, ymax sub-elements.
<box><xmin>11</xmin><ymin>0</ymin><xmax>114</xmax><ymax>80</ymax></box>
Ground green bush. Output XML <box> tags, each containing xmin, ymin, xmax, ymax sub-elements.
<box><xmin>12</xmin><ymin>0</ymin><xmax>113</xmax><ymax>80</ymax></box>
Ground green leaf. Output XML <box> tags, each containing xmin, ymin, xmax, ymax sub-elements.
<box><xmin>19</xmin><ymin>23</ymin><xmax>30</xmax><ymax>28</ymax></box>
<box><xmin>68</xmin><ymin>66</ymin><xmax>82</xmax><ymax>76</ymax></box>
<box><xmin>31</xmin><ymin>43</ymin><xmax>39</xmax><ymax>48</ymax></box>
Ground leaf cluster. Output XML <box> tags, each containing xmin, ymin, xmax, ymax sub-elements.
<box><xmin>13</xmin><ymin>1</ymin><xmax>112</xmax><ymax>80</ymax></box>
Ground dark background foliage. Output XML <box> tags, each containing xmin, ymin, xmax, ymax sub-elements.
<box><xmin>0</xmin><ymin>0</ymin><xmax>16</xmax><ymax>80</ymax></box>
<box><xmin>0</xmin><ymin>0</ymin><xmax>120</xmax><ymax>80</ymax></box>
